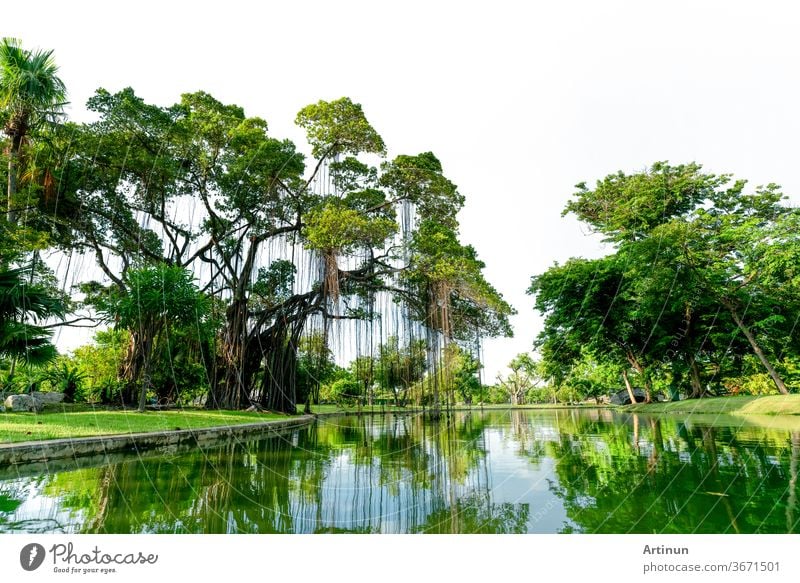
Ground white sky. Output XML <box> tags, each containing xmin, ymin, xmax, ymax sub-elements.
<box><xmin>5</xmin><ymin>0</ymin><xmax>800</xmax><ymax>380</ymax></box>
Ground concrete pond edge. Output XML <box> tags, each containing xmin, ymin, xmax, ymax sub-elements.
<box><xmin>0</xmin><ymin>415</ymin><xmax>315</xmax><ymax>467</ymax></box>
<box><xmin>0</xmin><ymin>404</ymin><xmax>610</xmax><ymax>470</ymax></box>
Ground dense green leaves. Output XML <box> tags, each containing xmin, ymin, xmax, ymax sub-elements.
<box><xmin>532</xmin><ymin>161</ymin><xmax>800</xmax><ymax>400</ymax></box>
<box><xmin>303</xmin><ymin>201</ymin><xmax>396</xmax><ymax>253</ymax></box>
<box><xmin>295</xmin><ymin>97</ymin><xmax>386</xmax><ymax>158</ymax></box>
<box><xmin>0</xmin><ymin>265</ymin><xmax>64</xmax><ymax>365</ymax></box>
<box><xmin>1</xmin><ymin>48</ymin><xmax>512</xmax><ymax>412</ymax></box>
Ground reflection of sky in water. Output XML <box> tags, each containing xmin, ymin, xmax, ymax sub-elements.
<box><xmin>1</xmin><ymin>478</ymin><xmax>85</xmax><ymax>533</ymax></box>
<box><xmin>1</xmin><ymin>410</ymin><xmax>798</xmax><ymax>533</ymax></box>
<box><xmin>484</xmin><ymin>429</ymin><xmax>571</xmax><ymax>532</ymax></box>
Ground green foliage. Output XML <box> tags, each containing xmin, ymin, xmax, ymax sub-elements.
<box><xmin>296</xmin><ymin>333</ymin><xmax>343</xmax><ymax>405</ymax></box>
<box><xmin>374</xmin><ymin>337</ymin><xmax>427</xmax><ymax>405</ymax></box>
<box><xmin>321</xmin><ymin>377</ymin><xmax>362</xmax><ymax>406</ymax></box>
<box><xmin>295</xmin><ymin>97</ymin><xmax>386</xmax><ymax>158</ymax></box>
<box><xmin>532</xmin><ymin>161</ymin><xmax>800</xmax><ymax>401</ymax></box>
<box><xmin>380</xmin><ymin>152</ymin><xmax>464</xmax><ymax>227</ymax></box>
<box><xmin>43</xmin><ymin>361</ymin><xmax>86</xmax><ymax>403</ymax></box>
<box><xmin>148</xmin><ymin>328</ymin><xmax>211</xmax><ymax>404</ymax></box>
<box><xmin>251</xmin><ymin>260</ymin><xmax>296</xmax><ymax>308</ymax></box>
<box><xmin>0</xmin><ymin>37</ymin><xmax>66</xmax><ymax>143</ymax></box>
<box><xmin>88</xmin><ymin>264</ymin><xmax>206</xmax><ymax>332</ymax></box>
<box><xmin>496</xmin><ymin>353</ymin><xmax>543</xmax><ymax>405</ymax></box>
<box><xmin>0</xmin><ymin>264</ymin><xmax>64</xmax><ymax>366</ymax></box>
<box><xmin>303</xmin><ymin>200</ymin><xmax>396</xmax><ymax>253</ymax></box>
<box><xmin>0</xmin><ymin>70</ymin><xmax>512</xmax><ymax>413</ymax></box>
<box><xmin>564</xmin><ymin>161</ymin><xmax>727</xmax><ymax>243</ymax></box>
<box><xmin>407</xmin><ymin>221</ymin><xmax>514</xmax><ymax>339</ymax></box>
<box><xmin>69</xmin><ymin>329</ymin><xmax>129</xmax><ymax>403</ymax></box>
<box><xmin>445</xmin><ymin>344</ymin><xmax>482</xmax><ymax>404</ymax></box>
<box><xmin>82</xmin><ymin>264</ymin><xmax>210</xmax><ymax>408</ymax></box>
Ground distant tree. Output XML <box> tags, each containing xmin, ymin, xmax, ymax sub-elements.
<box><xmin>532</xmin><ymin>161</ymin><xmax>800</xmax><ymax>400</ymax></box>
<box><xmin>445</xmin><ymin>344</ymin><xmax>482</xmax><ymax>405</ymax></box>
<box><xmin>375</xmin><ymin>336</ymin><xmax>427</xmax><ymax>406</ymax></box>
<box><xmin>564</xmin><ymin>350</ymin><xmax>620</xmax><ymax>404</ymax></box>
<box><xmin>69</xmin><ymin>329</ymin><xmax>129</xmax><ymax>403</ymax></box>
<box><xmin>497</xmin><ymin>354</ymin><xmax>542</xmax><ymax>405</ymax></box>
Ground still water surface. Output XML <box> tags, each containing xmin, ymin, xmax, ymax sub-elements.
<box><xmin>1</xmin><ymin>409</ymin><xmax>798</xmax><ymax>533</ymax></box>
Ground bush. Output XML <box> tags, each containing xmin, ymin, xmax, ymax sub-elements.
<box><xmin>555</xmin><ymin>385</ymin><xmax>581</xmax><ymax>404</ymax></box>
<box><xmin>69</xmin><ymin>329</ymin><xmax>128</xmax><ymax>403</ymax></box>
<box><xmin>321</xmin><ymin>378</ymin><xmax>362</xmax><ymax>406</ymax></box>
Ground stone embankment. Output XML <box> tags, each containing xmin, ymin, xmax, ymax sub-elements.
<box><xmin>0</xmin><ymin>415</ymin><xmax>313</xmax><ymax>468</ymax></box>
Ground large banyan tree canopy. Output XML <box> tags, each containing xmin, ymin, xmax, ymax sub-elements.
<box><xmin>39</xmin><ymin>88</ymin><xmax>513</xmax><ymax>414</ymax></box>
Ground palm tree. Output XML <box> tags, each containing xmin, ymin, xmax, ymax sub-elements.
<box><xmin>0</xmin><ymin>38</ymin><xmax>67</xmax><ymax>224</ymax></box>
<box><xmin>0</xmin><ymin>264</ymin><xmax>65</xmax><ymax>369</ymax></box>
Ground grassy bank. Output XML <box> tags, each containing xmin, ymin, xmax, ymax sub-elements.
<box><xmin>625</xmin><ymin>395</ymin><xmax>800</xmax><ymax>416</ymax></box>
<box><xmin>1</xmin><ymin>401</ymin><xmax>608</xmax><ymax>444</ymax></box>
<box><xmin>0</xmin><ymin>406</ymin><xmax>293</xmax><ymax>443</ymax></box>
<box><xmin>310</xmin><ymin>402</ymin><xmax>606</xmax><ymax>415</ymax></box>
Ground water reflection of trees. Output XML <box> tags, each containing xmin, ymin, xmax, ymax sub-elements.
<box><xmin>1</xmin><ymin>413</ymin><xmax>526</xmax><ymax>533</ymax></box>
<box><xmin>507</xmin><ymin>410</ymin><xmax>800</xmax><ymax>533</ymax></box>
<box><xmin>4</xmin><ymin>410</ymin><xmax>797</xmax><ymax>533</ymax></box>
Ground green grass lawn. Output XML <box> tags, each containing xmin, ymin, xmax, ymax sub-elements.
<box><xmin>625</xmin><ymin>394</ymin><xmax>800</xmax><ymax>416</ymax></box>
<box><xmin>0</xmin><ymin>405</ymin><xmax>296</xmax><ymax>444</ymax></box>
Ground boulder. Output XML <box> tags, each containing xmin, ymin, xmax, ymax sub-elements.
<box><xmin>4</xmin><ymin>394</ymin><xmax>44</xmax><ymax>412</ymax></box>
<box><xmin>30</xmin><ymin>391</ymin><xmax>65</xmax><ymax>405</ymax></box>
<box><xmin>609</xmin><ymin>388</ymin><xmax>647</xmax><ymax>405</ymax></box>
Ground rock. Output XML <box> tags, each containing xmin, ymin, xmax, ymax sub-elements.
<box><xmin>30</xmin><ymin>391</ymin><xmax>65</xmax><ymax>405</ymax></box>
<box><xmin>4</xmin><ymin>394</ymin><xmax>44</xmax><ymax>412</ymax></box>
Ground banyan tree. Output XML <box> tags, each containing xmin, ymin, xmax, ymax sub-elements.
<box><xmin>37</xmin><ymin>88</ymin><xmax>513</xmax><ymax>414</ymax></box>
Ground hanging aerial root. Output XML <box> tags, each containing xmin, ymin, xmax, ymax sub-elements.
<box><xmin>323</xmin><ymin>249</ymin><xmax>341</xmax><ymax>308</ymax></box>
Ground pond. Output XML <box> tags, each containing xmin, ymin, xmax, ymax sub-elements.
<box><xmin>0</xmin><ymin>408</ymin><xmax>798</xmax><ymax>533</ymax></box>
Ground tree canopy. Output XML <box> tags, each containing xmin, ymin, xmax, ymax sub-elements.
<box><xmin>0</xmin><ymin>40</ymin><xmax>513</xmax><ymax>414</ymax></box>
<box><xmin>530</xmin><ymin>161</ymin><xmax>800</xmax><ymax>402</ymax></box>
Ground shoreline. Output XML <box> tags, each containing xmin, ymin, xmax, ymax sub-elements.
<box><xmin>0</xmin><ymin>415</ymin><xmax>313</xmax><ymax>467</ymax></box>
<box><xmin>621</xmin><ymin>394</ymin><xmax>800</xmax><ymax>416</ymax></box>
<box><xmin>0</xmin><ymin>404</ymin><xmax>603</xmax><ymax>466</ymax></box>
<box><xmin>4</xmin><ymin>396</ymin><xmax>800</xmax><ymax>467</ymax></box>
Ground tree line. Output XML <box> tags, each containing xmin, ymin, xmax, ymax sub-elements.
<box><xmin>520</xmin><ymin>161</ymin><xmax>800</xmax><ymax>403</ymax></box>
<box><xmin>0</xmin><ymin>39</ymin><xmax>513</xmax><ymax>414</ymax></box>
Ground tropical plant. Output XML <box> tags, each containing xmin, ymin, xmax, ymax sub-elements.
<box><xmin>0</xmin><ymin>38</ymin><xmax>66</xmax><ymax>224</ymax></box>
<box><xmin>85</xmin><ymin>264</ymin><xmax>208</xmax><ymax>411</ymax></box>
<box><xmin>44</xmin><ymin>361</ymin><xmax>87</xmax><ymax>403</ymax></box>
<box><xmin>0</xmin><ymin>264</ymin><xmax>64</xmax><ymax>367</ymax></box>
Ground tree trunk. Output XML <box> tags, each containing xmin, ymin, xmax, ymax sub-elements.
<box><xmin>723</xmin><ymin>299</ymin><xmax>789</xmax><ymax>395</ymax></box>
<box><xmin>6</xmin><ymin>135</ymin><xmax>21</xmax><ymax>225</ymax></box>
<box><xmin>787</xmin><ymin>432</ymin><xmax>800</xmax><ymax>532</ymax></box>
<box><xmin>257</xmin><ymin>321</ymin><xmax>305</xmax><ymax>415</ymax></box>
<box><xmin>209</xmin><ymin>298</ymin><xmax>251</xmax><ymax>409</ymax></box>
<box><xmin>622</xmin><ymin>369</ymin><xmax>637</xmax><ymax>405</ymax></box>
<box><xmin>626</xmin><ymin>351</ymin><xmax>652</xmax><ymax>403</ymax></box>
<box><xmin>669</xmin><ymin>369</ymin><xmax>682</xmax><ymax>401</ymax></box>
<box><xmin>137</xmin><ymin>359</ymin><xmax>150</xmax><ymax>412</ymax></box>
<box><xmin>119</xmin><ymin>332</ymin><xmax>144</xmax><ymax>406</ymax></box>
<box><xmin>137</xmin><ymin>329</ymin><xmax>156</xmax><ymax>412</ymax></box>
<box><xmin>688</xmin><ymin>358</ymin><xmax>704</xmax><ymax>399</ymax></box>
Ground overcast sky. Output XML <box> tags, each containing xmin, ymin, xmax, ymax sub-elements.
<box><xmin>6</xmin><ymin>0</ymin><xmax>800</xmax><ymax>379</ymax></box>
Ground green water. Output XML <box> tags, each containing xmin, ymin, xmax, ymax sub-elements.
<box><xmin>1</xmin><ymin>409</ymin><xmax>799</xmax><ymax>533</ymax></box>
